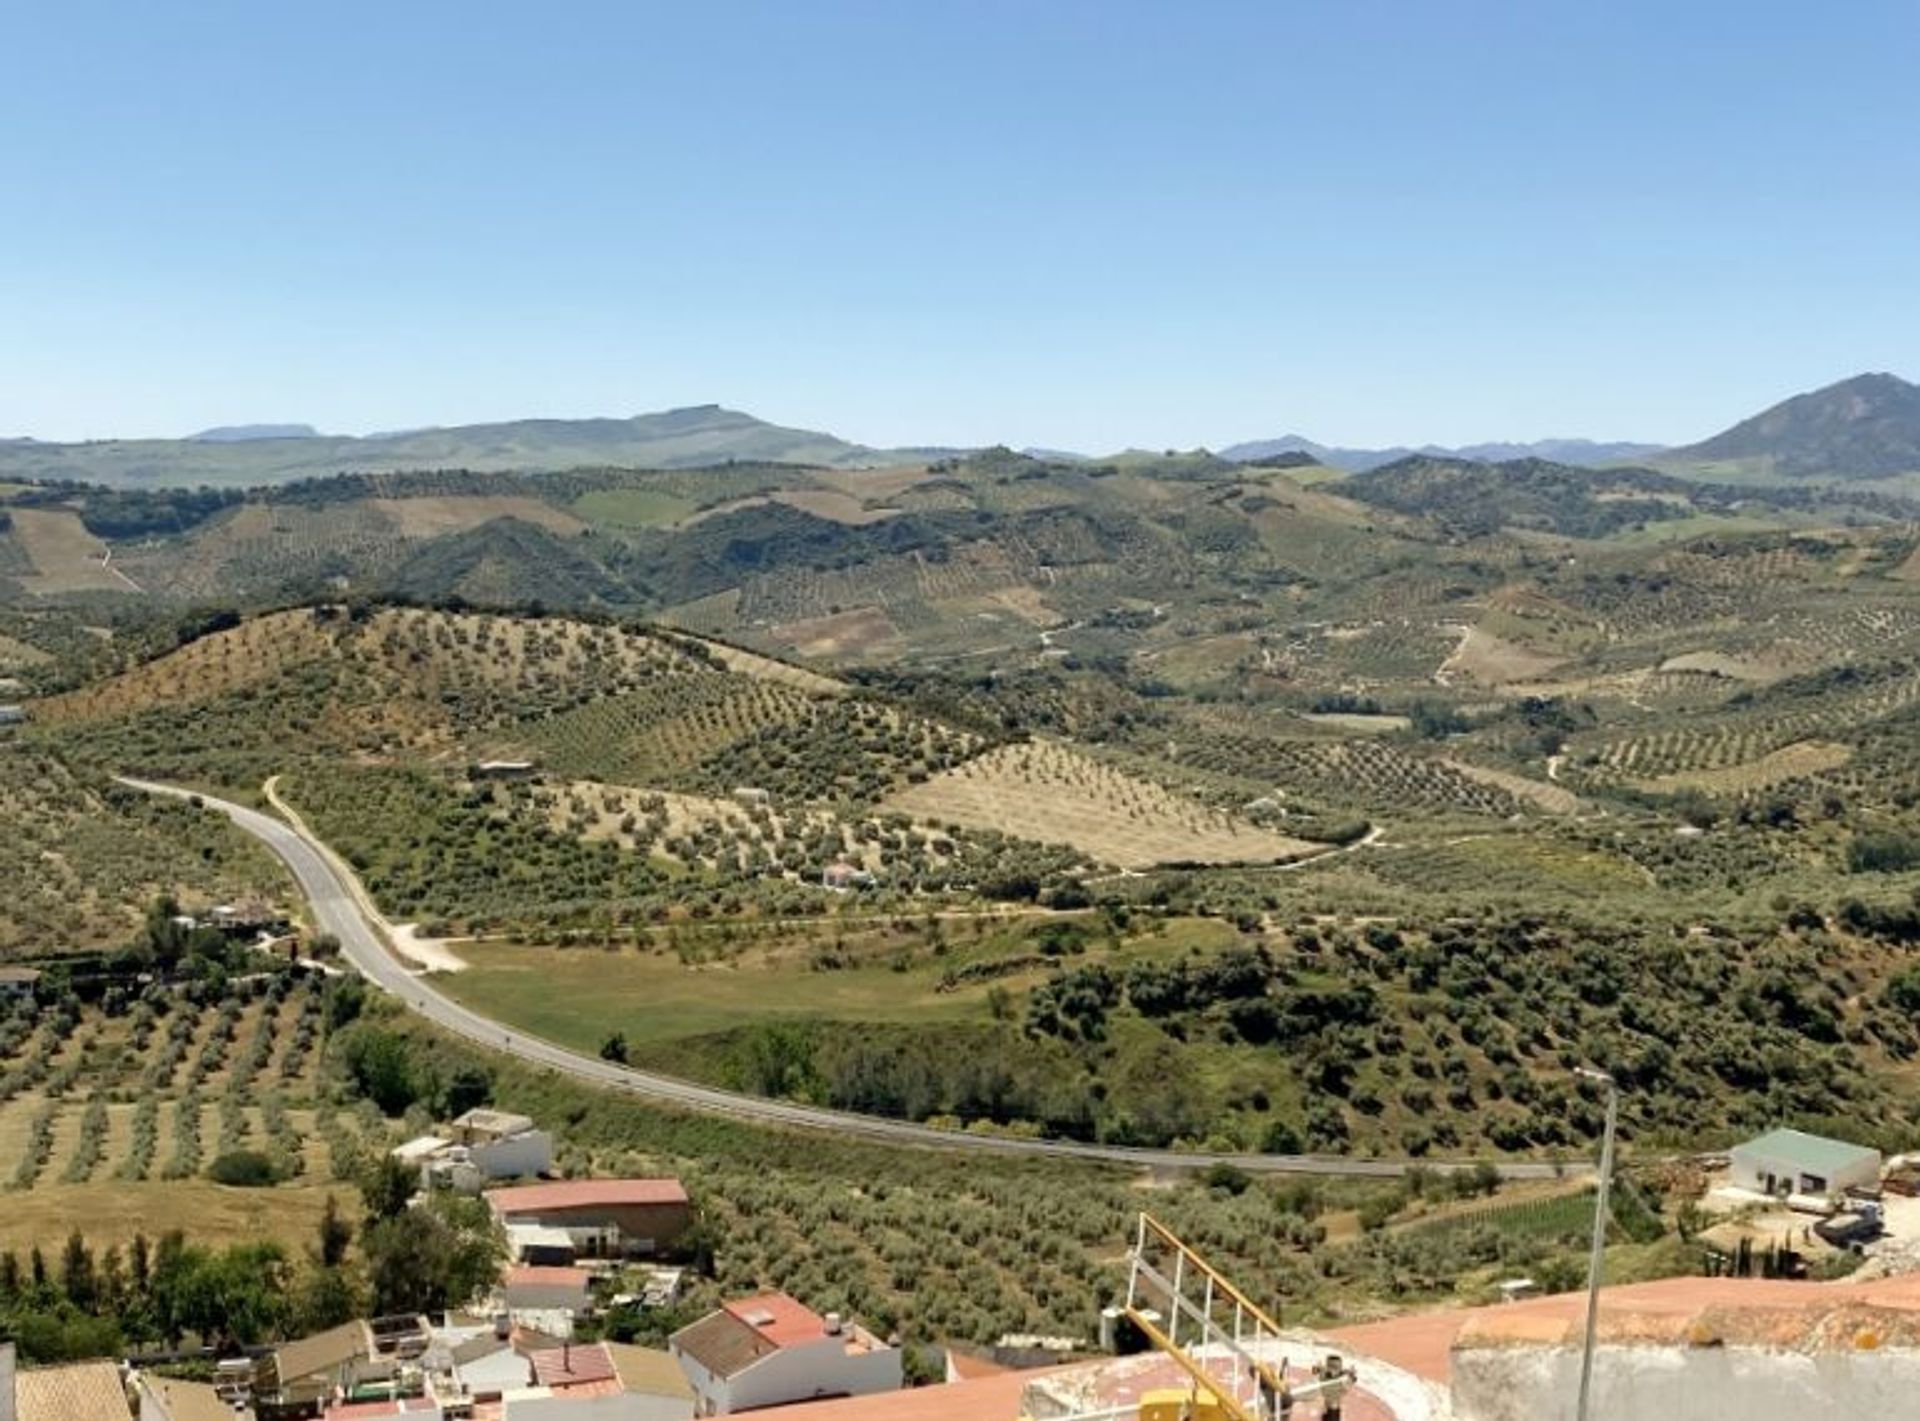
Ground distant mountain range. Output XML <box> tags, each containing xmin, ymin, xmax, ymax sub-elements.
<box><xmin>1218</xmin><ymin>435</ymin><xmax>1666</xmax><ymax>472</ymax></box>
<box><xmin>3</xmin><ymin>372</ymin><xmax>1917</xmax><ymax>488</ymax></box>
<box><xmin>0</xmin><ymin>406</ymin><xmax>889</xmax><ymax>487</ymax></box>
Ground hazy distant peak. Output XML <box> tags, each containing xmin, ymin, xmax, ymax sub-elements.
<box><xmin>188</xmin><ymin>423</ymin><xmax>321</xmax><ymax>442</ymax></box>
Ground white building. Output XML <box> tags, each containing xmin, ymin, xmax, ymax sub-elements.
<box><xmin>1729</xmin><ymin>1128</ymin><xmax>1882</xmax><ymax>1200</ymax></box>
<box><xmin>393</xmin><ymin>1109</ymin><xmax>553</xmax><ymax>1194</ymax></box>
<box><xmin>669</xmin><ymin>1294</ymin><xmax>900</xmax><ymax>1415</ymax></box>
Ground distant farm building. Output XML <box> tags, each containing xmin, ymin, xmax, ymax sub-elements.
<box><xmin>820</xmin><ymin>861</ymin><xmax>874</xmax><ymax>891</ymax></box>
<box><xmin>0</xmin><ymin>706</ymin><xmax>25</xmax><ymax>727</ymax></box>
<box><xmin>1729</xmin><ymin>1128</ymin><xmax>1882</xmax><ymax>1199</ymax></box>
<box><xmin>0</xmin><ymin>967</ymin><xmax>42</xmax><ymax>999</ymax></box>
<box><xmin>474</xmin><ymin>759</ymin><xmax>539</xmax><ymax>780</ymax></box>
<box><xmin>732</xmin><ymin>786</ymin><xmax>771</xmax><ymax>807</ymax></box>
<box><xmin>486</xmin><ymin>1178</ymin><xmax>692</xmax><ymax>1260</ymax></box>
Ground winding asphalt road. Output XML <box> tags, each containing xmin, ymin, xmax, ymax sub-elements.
<box><xmin>122</xmin><ymin>777</ymin><xmax>1570</xmax><ymax>1181</ymax></box>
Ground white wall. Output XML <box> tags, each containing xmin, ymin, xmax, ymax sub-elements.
<box><xmin>1454</xmin><ymin>1340</ymin><xmax>1920</xmax><ymax>1421</ymax></box>
<box><xmin>720</xmin><ymin>1339</ymin><xmax>902</xmax><ymax>1414</ymax></box>
<box><xmin>1729</xmin><ymin>1148</ymin><xmax>1879</xmax><ymax>1196</ymax></box>
<box><xmin>508</xmin><ymin>1393</ymin><xmax>692</xmax><ymax>1421</ymax></box>
<box><xmin>475</xmin><ymin>1131</ymin><xmax>553</xmax><ymax>1180</ymax></box>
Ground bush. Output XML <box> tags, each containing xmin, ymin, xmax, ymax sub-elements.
<box><xmin>1848</xmin><ymin>830</ymin><xmax>1920</xmax><ymax>874</ymax></box>
<box><xmin>208</xmin><ymin>1150</ymin><xmax>281</xmax><ymax>1188</ymax></box>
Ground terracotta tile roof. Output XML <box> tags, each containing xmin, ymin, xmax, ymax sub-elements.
<box><xmin>505</xmin><ymin>1265</ymin><xmax>593</xmax><ymax>1289</ymax></box>
<box><xmin>724</xmin><ymin>1291</ymin><xmax>828</xmax><ymax>1348</ymax></box>
<box><xmin>528</xmin><ymin>1341</ymin><xmax>617</xmax><ymax>1389</ymax></box>
<box><xmin>604</xmin><ymin>1342</ymin><xmax>695</xmax><ymax>1400</ymax></box>
<box><xmin>486</xmin><ymin>1178</ymin><xmax>687</xmax><ymax>1214</ymax></box>
<box><xmin>15</xmin><ymin>1360</ymin><xmax>130</xmax><ymax>1421</ymax></box>
<box><xmin>321</xmin><ymin>1401</ymin><xmax>442</xmax><ymax>1419</ymax></box>
<box><xmin>672</xmin><ymin>1309</ymin><xmax>777</xmax><ymax>1380</ymax></box>
<box><xmin>1327</xmin><ymin>1273</ymin><xmax>1920</xmax><ymax>1384</ymax></box>
<box><xmin>744</xmin><ymin>1369</ymin><xmax>1044</xmax><ymax>1420</ymax></box>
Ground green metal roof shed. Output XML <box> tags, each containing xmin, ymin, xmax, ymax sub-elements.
<box><xmin>1729</xmin><ymin>1128</ymin><xmax>1882</xmax><ymax>1195</ymax></box>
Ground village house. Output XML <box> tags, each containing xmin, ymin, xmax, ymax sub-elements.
<box><xmin>0</xmin><ymin>966</ymin><xmax>42</xmax><ymax>1000</ymax></box>
<box><xmin>392</xmin><ymin>1108</ymin><xmax>554</xmax><ymax>1194</ymax></box>
<box><xmin>668</xmin><ymin>1293</ymin><xmax>900</xmax><ymax>1415</ymax></box>
<box><xmin>486</xmin><ymin>1179</ymin><xmax>691</xmax><ymax>1261</ymax></box>
<box><xmin>517</xmin><ymin>1341</ymin><xmax>694</xmax><ymax>1420</ymax></box>
<box><xmin>0</xmin><ymin>706</ymin><xmax>26</xmax><ymax>727</ymax></box>
<box><xmin>253</xmin><ymin>1319</ymin><xmax>376</xmax><ymax>1412</ymax></box>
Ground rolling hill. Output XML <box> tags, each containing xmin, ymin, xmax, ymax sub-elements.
<box><xmin>0</xmin><ymin>405</ymin><xmax>888</xmax><ymax>487</ymax></box>
<box><xmin>1665</xmin><ymin>371</ymin><xmax>1920</xmax><ymax>480</ymax></box>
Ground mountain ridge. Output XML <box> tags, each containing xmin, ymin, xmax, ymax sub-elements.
<box><xmin>0</xmin><ymin>405</ymin><xmax>890</xmax><ymax>487</ymax></box>
<box><xmin>1665</xmin><ymin>372</ymin><xmax>1920</xmax><ymax>479</ymax></box>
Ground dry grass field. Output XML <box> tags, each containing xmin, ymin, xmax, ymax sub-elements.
<box><xmin>370</xmin><ymin>495</ymin><xmax>587</xmax><ymax>538</ymax></box>
<box><xmin>882</xmin><ymin>740</ymin><xmax>1324</xmax><ymax>870</ymax></box>
<box><xmin>1436</xmin><ymin>625</ymin><xmax>1568</xmax><ymax>687</ymax></box>
<box><xmin>8</xmin><ymin>508</ymin><xmax>136</xmax><ymax>595</ymax></box>
<box><xmin>810</xmin><ymin>465</ymin><xmax>934</xmax><ymax>499</ymax></box>
<box><xmin>767</xmin><ymin>606</ymin><xmax>903</xmax><ymax>659</ymax></box>
<box><xmin>1300</xmin><ymin>711</ymin><xmax>1413</xmax><ymax>734</ymax></box>
<box><xmin>0</xmin><ymin>1176</ymin><xmax>346</xmax><ymax>1253</ymax></box>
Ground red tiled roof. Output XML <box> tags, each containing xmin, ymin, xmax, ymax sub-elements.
<box><xmin>505</xmin><ymin>1265</ymin><xmax>593</xmax><ymax>1288</ymax></box>
<box><xmin>724</xmin><ymin>1291</ymin><xmax>828</xmax><ymax>1348</ymax></box>
<box><xmin>1326</xmin><ymin>1273</ymin><xmax>1920</xmax><ymax>1385</ymax></box>
<box><xmin>486</xmin><ymin>1178</ymin><xmax>688</xmax><ymax>1213</ymax></box>
<box><xmin>322</xmin><ymin>1401</ymin><xmax>443</xmax><ymax>1419</ymax></box>
<box><xmin>529</xmin><ymin>1341</ymin><xmax>618</xmax><ymax>1389</ymax></box>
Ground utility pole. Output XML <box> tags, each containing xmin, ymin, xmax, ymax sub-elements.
<box><xmin>1573</xmin><ymin>1067</ymin><xmax>1618</xmax><ymax>1421</ymax></box>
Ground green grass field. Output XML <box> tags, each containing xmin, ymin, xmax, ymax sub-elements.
<box><xmin>572</xmin><ymin>486</ymin><xmax>697</xmax><ymax>529</ymax></box>
<box><xmin>444</xmin><ymin>934</ymin><xmax>993</xmax><ymax>1051</ymax></box>
<box><xmin>439</xmin><ymin>914</ymin><xmax>1242</xmax><ymax>1053</ymax></box>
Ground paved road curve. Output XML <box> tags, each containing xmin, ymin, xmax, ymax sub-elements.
<box><xmin>123</xmin><ymin>777</ymin><xmax>1572</xmax><ymax>1181</ymax></box>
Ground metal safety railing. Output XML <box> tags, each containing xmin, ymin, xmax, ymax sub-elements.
<box><xmin>1122</xmin><ymin>1212</ymin><xmax>1355</xmax><ymax>1421</ymax></box>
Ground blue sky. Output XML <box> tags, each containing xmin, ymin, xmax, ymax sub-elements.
<box><xmin>2</xmin><ymin>1</ymin><xmax>1915</xmax><ymax>450</ymax></box>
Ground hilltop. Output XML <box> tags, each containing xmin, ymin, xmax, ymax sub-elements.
<box><xmin>1666</xmin><ymin>372</ymin><xmax>1920</xmax><ymax>481</ymax></box>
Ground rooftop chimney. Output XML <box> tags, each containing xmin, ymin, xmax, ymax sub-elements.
<box><xmin>825</xmin><ymin>1313</ymin><xmax>843</xmax><ymax>1336</ymax></box>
